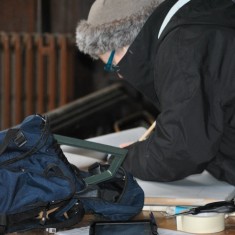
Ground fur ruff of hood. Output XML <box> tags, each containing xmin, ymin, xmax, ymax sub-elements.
<box><xmin>76</xmin><ymin>0</ymin><xmax>163</xmax><ymax>59</ymax></box>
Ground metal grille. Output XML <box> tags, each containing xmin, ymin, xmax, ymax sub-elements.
<box><xmin>0</xmin><ymin>32</ymin><xmax>75</xmax><ymax>130</ymax></box>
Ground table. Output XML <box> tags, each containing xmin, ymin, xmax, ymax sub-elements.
<box><xmin>8</xmin><ymin>211</ymin><xmax>235</xmax><ymax>235</ymax></box>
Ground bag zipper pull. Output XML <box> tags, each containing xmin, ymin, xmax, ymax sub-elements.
<box><xmin>40</xmin><ymin>208</ymin><xmax>47</xmax><ymax>225</ymax></box>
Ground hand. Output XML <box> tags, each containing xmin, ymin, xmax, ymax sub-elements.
<box><xmin>119</xmin><ymin>142</ymin><xmax>133</xmax><ymax>148</ymax></box>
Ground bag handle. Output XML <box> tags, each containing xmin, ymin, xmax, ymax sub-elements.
<box><xmin>0</xmin><ymin>129</ymin><xmax>21</xmax><ymax>155</ymax></box>
<box><xmin>54</xmin><ymin>134</ymin><xmax>128</xmax><ymax>185</ymax></box>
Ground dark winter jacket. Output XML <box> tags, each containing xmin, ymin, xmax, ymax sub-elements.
<box><xmin>119</xmin><ymin>0</ymin><xmax>235</xmax><ymax>185</ymax></box>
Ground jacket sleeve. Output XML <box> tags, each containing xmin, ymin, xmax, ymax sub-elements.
<box><xmin>122</xmin><ymin>26</ymin><xmax>229</xmax><ymax>181</ymax></box>
<box><xmin>122</xmin><ymin>88</ymin><xmax>222</xmax><ymax>181</ymax></box>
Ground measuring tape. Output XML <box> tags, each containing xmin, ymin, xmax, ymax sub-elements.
<box><xmin>176</xmin><ymin>213</ymin><xmax>225</xmax><ymax>234</ymax></box>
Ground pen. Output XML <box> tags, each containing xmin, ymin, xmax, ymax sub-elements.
<box><xmin>139</xmin><ymin>121</ymin><xmax>156</xmax><ymax>141</ymax></box>
<box><xmin>171</xmin><ymin>200</ymin><xmax>235</xmax><ymax>217</ymax></box>
<box><xmin>149</xmin><ymin>211</ymin><xmax>159</xmax><ymax>235</ymax></box>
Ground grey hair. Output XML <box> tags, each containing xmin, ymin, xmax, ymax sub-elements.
<box><xmin>76</xmin><ymin>1</ymin><xmax>163</xmax><ymax>59</ymax></box>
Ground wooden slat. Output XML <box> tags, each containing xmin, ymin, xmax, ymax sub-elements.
<box><xmin>47</xmin><ymin>35</ymin><xmax>56</xmax><ymax>110</ymax></box>
<box><xmin>2</xmin><ymin>33</ymin><xmax>11</xmax><ymax>129</ymax></box>
<box><xmin>58</xmin><ymin>35</ymin><xmax>68</xmax><ymax>105</ymax></box>
<box><xmin>13</xmin><ymin>33</ymin><xmax>23</xmax><ymax>124</ymax></box>
<box><xmin>24</xmin><ymin>34</ymin><xmax>34</xmax><ymax>115</ymax></box>
<box><xmin>36</xmin><ymin>34</ymin><xmax>57</xmax><ymax>113</ymax></box>
<box><xmin>36</xmin><ymin>35</ymin><xmax>46</xmax><ymax>113</ymax></box>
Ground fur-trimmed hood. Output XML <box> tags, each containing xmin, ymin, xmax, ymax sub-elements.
<box><xmin>76</xmin><ymin>0</ymin><xmax>165</xmax><ymax>59</ymax></box>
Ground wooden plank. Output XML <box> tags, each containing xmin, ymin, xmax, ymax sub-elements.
<box><xmin>24</xmin><ymin>34</ymin><xmax>34</xmax><ymax>115</ymax></box>
<box><xmin>2</xmin><ymin>34</ymin><xmax>11</xmax><ymax>128</ymax></box>
<box><xmin>36</xmin><ymin>35</ymin><xmax>46</xmax><ymax>113</ymax></box>
<box><xmin>13</xmin><ymin>33</ymin><xmax>23</xmax><ymax>124</ymax></box>
<box><xmin>58</xmin><ymin>35</ymin><xmax>68</xmax><ymax>105</ymax></box>
<box><xmin>47</xmin><ymin>35</ymin><xmax>56</xmax><ymax>110</ymax></box>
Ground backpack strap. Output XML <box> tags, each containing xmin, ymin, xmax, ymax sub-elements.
<box><xmin>0</xmin><ymin>129</ymin><xmax>18</xmax><ymax>155</ymax></box>
<box><xmin>0</xmin><ymin>214</ymin><xmax>7</xmax><ymax>233</ymax></box>
<box><xmin>0</xmin><ymin>129</ymin><xmax>27</xmax><ymax>155</ymax></box>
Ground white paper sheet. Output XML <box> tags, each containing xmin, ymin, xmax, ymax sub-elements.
<box><xmin>158</xmin><ymin>228</ymin><xmax>194</xmax><ymax>235</ymax></box>
<box><xmin>55</xmin><ymin>226</ymin><xmax>90</xmax><ymax>235</ymax></box>
<box><xmin>62</xmin><ymin>127</ymin><xmax>235</xmax><ymax>206</ymax></box>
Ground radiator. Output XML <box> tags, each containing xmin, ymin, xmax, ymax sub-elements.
<box><xmin>0</xmin><ymin>33</ymin><xmax>75</xmax><ymax>130</ymax></box>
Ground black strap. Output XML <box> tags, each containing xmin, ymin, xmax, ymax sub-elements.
<box><xmin>6</xmin><ymin>208</ymin><xmax>84</xmax><ymax>233</ymax></box>
<box><xmin>0</xmin><ymin>214</ymin><xmax>7</xmax><ymax>234</ymax></box>
<box><xmin>0</xmin><ymin>129</ymin><xmax>19</xmax><ymax>155</ymax></box>
<box><xmin>0</xmin><ymin>215</ymin><xmax>7</xmax><ymax>227</ymax></box>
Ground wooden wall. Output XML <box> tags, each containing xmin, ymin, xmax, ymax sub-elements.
<box><xmin>50</xmin><ymin>0</ymin><xmax>94</xmax><ymax>33</ymax></box>
<box><xmin>0</xmin><ymin>0</ymin><xmax>94</xmax><ymax>34</ymax></box>
<box><xmin>0</xmin><ymin>0</ymin><xmax>38</xmax><ymax>32</ymax></box>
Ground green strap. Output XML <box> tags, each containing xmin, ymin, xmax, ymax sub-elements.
<box><xmin>54</xmin><ymin>135</ymin><xmax>128</xmax><ymax>185</ymax></box>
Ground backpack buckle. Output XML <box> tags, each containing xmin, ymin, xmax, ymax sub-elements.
<box><xmin>14</xmin><ymin>131</ymin><xmax>27</xmax><ymax>148</ymax></box>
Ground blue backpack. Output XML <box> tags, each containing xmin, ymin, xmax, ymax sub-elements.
<box><xmin>0</xmin><ymin>115</ymin><xmax>144</xmax><ymax>233</ymax></box>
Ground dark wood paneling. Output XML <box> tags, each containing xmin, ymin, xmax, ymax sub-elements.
<box><xmin>50</xmin><ymin>0</ymin><xmax>94</xmax><ymax>33</ymax></box>
<box><xmin>0</xmin><ymin>0</ymin><xmax>94</xmax><ymax>33</ymax></box>
<box><xmin>0</xmin><ymin>0</ymin><xmax>37</xmax><ymax>32</ymax></box>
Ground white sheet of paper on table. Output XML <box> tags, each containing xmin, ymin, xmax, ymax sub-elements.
<box><xmin>61</xmin><ymin>127</ymin><xmax>235</xmax><ymax>206</ymax></box>
<box><xmin>61</xmin><ymin>127</ymin><xmax>146</xmax><ymax>168</ymax></box>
